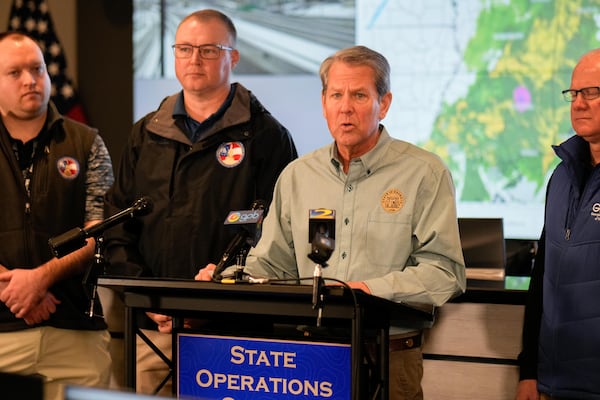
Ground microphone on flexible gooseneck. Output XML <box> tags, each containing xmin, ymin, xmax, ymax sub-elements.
<box><xmin>48</xmin><ymin>196</ymin><xmax>153</xmax><ymax>258</ymax></box>
<box><xmin>212</xmin><ymin>200</ymin><xmax>266</xmax><ymax>282</ymax></box>
<box><xmin>47</xmin><ymin>197</ymin><xmax>154</xmax><ymax>318</ymax></box>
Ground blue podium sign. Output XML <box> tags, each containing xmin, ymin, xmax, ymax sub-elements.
<box><xmin>177</xmin><ymin>333</ymin><xmax>351</xmax><ymax>400</ymax></box>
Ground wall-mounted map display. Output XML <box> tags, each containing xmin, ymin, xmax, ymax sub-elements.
<box><xmin>134</xmin><ymin>0</ymin><xmax>600</xmax><ymax>239</ymax></box>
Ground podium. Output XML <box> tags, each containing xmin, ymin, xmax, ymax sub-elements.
<box><xmin>98</xmin><ymin>277</ymin><xmax>435</xmax><ymax>399</ymax></box>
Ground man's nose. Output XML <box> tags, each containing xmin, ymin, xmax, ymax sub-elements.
<box><xmin>572</xmin><ymin>93</ymin><xmax>589</xmax><ymax>109</ymax></box>
<box><xmin>339</xmin><ymin>95</ymin><xmax>353</xmax><ymax>112</ymax></box>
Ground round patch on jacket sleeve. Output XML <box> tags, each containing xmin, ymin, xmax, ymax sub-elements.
<box><xmin>216</xmin><ymin>141</ymin><xmax>245</xmax><ymax>168</ymax></box>
<box><xmin>56</xmin><ymin>156</ymin><xmax>81</xmax><ymax>180</ymax></box>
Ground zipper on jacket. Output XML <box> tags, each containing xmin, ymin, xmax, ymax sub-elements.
<box><xmin>563</xmin><ymin>184</ymin><xmax>580</xmax><ymax>242</ymax></box>
<box><xmin>565</xmin><ymin>164</ymin><xmax>599</xmax><ymax>242</ymax></box>
<box><xmin>22</xmin><ymin>145</ymin><xmax>39</xmax><ymax>266</ymax></box>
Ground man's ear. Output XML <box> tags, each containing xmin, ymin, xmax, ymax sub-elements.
<box><xmin>230</xmin><ymin>49</ymin><xmax>240</xmax><ymax>69</ymax></box>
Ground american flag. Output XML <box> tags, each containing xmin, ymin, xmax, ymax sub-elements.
<box><xmin>8</xmin><ymin>0</ymin><xmax>88</xmax><ymax>123</ymax></box>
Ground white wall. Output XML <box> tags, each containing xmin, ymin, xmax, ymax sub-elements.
<box><xmin>134</xmin><ymin>75</ymin><xmax>331</xmax><ymax>156</ymax></box>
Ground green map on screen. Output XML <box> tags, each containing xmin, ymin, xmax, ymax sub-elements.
<box><xmin>359</xmin><ymin>0</ymin><xmax>600</xmax><ymax>238</ymax></box>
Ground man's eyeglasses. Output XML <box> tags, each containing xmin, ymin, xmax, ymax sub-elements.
<box><xmin>171</xmin><ymin>44</ymin><xmax>233</xmax><ymax>60</ymax></box>
<box><xmin>561</xmin><ymin>86</ymin><xmax>600</xmax><ymax>102</ymax></box>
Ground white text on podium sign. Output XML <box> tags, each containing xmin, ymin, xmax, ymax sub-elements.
<box><xmin>177</xmin><ymin>334</ymin><xmax>351</xmax><ymax>399</ymax></box>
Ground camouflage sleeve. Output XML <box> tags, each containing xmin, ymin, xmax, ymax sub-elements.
<box><xmin>85</xmin><ymin>134</ymin><xmax>114</xmax><ymax>222</ymax></box>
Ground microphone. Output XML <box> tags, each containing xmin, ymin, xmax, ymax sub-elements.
<box><xmin>48</xmin><ymin>197</ymin><xmax>153</xmax><ymax>258</ymax></box>
<box><xmin>307</xmin><ymin>208</ymin><xmax>336</xmax><ymax>267</ymax></box>
<box><xmin>212</xmin><ymin>200</ymin><xmax>265</xmax><ymax>281</ymax></box>
<box><xmin>307</xmin><ymin>209</ymin><xmax>335</xmax><ymax>326</ymax></box>
<box><xmin>47</xmin><ymin>197</ymin><xmax>152</xmax><ymax>319</ymax></box>
<box><xmin>309</xmin><ymin>231</ymin><xmax>336</xmax><ymax>308</ymax></box>
<box><xmin>308</xmin><ymin>208</ymin><xmax>335</xmax><ymax>244</ymax></box>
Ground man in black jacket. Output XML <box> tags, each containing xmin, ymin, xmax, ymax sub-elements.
<box><xmin>103</xmin><ymin>9</ymin><xmax>297</xmax><ymax>395</ymax></box>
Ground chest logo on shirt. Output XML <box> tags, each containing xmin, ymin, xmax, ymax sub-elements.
<box><xmin>216</xmin><ymin>141</ymin><xmax>245</xmax><ymax>168</ymax></box>
<box><xmin>56</xmin><ymin>157</ymin><xmax>80</xmax><ymax>180</ymax></box>
<box><xmin>381</xmin><ymin>189</ymin><xmax>404</xmax><ymax>213</ymax></box>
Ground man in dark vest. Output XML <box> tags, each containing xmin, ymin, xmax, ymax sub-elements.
<box><xmin>0</xmin><ymin>32</ymin><xmax>114</xmax><ymax>400</ymax></box>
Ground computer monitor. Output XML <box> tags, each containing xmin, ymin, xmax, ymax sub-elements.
<box><xmin>458</xmin><ymin>217</ymin><xmax>506</xmax><ymax>269</ymax></box>
<box><xmin>0</xmin><ymin>372</ymin><xmax>43</xmax><ymax>400</ymax></box>
<box><xmin>64</xmin><ymin>386</ymin><xmax>173</xmax><ymax>400</ymax></box>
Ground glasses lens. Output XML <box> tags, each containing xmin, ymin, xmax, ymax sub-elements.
<box><xmin>200</xmin><ymin>45</ymin><xmax>220</xmax><ymax>59</ymax></box>
<box><xmin>562</xmin><ymin>90</ymin><xmax>575</xmax><ymax>102</ymax></box>
<box><xmin>173</xmin><ymin>45</ymin><xmax>192</xmax><ymax>58</ymax></box>
<box><xmin>582</xmin><ymin>87</ymin><xmax>600</xmax><ymax>100</ymax></box>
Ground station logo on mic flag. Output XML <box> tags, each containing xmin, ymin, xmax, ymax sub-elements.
<box><xmin>309</xmin><ymin>209</ymin><xmax>335</xmax><ymax>219</ymax></box>
<box><xmin>227</xmin><ymin>212</ymin><xmax>242</xmax><ymax>223</ymax></box>
<box><xmin>217</xmin><ymin>141</ymin><xmax>245</xmax><ymax>168</ymax></box>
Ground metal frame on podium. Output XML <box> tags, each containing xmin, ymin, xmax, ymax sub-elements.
<box><xmin>98</xmin><ymin>277</ymin><xmax>435</xmax><ymax>400</ymax></box>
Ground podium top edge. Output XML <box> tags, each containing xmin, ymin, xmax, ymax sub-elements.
<box><xmin>97</xmin><ymin>276</ymin><xmax>436</xmax><ymax>321</ymax></box>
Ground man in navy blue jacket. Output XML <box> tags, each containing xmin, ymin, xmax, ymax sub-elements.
<box><xmin>516</xmin><ymin>48</ymin><xmax>600</xmax><ymax>400</ymax></box>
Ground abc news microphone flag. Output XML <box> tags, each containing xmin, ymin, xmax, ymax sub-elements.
<box><xmin>7</xmin><ymin>0</ymin><xmax>88</xmax><ymax>123</ymax></box>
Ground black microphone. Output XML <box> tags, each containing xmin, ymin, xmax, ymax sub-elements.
<box><xmin>309</xmin><ymin>232</ymin><xmax>336</xmax><ymax>309</ymax></box>
<box><xmin>48</xmin><ymin>197</ymin><xmax>153</xmax><ymax>258</ymax></box>
<box><xmin>212</xmin><ymin>200</ymin><xmax>265</xmax><ymax>281</ymax></box>
<box><xmin>307</xmin><ymin>209</ymin><xmax>335</xmax><ymax>326</ymax></box>
<box><xmin>308</xmin><ymin>208</ymin><xmax>335</xmax><ymax>244</ymax></box>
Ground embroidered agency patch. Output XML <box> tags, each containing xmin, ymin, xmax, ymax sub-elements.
<box><xmin>56</xmin><ymin>157</ymin><xmax>80</xmax><ymax>180</ymax></box>
<box><xmin>216</xmin><ymin>141</ymin><xmax>245</xmax><ymax>168</ymax></box>
<box><xmin>381</xmin><ymin>189</ymin><xmax>404</xmax><ymax>213</ymax></box>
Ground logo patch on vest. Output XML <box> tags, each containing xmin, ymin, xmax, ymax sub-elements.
<box><xmin>56</xmin><ymin>157</ymin><xmax>80</xmax><ymax>180</ymax></box>
<box><xmin>216</xmin><ymin>141</ymin><xmax>245</xmax><ymax>168</ymax></box>
<box><xmin>591</xmin><ymin>203</ymin><xmax>600</xmax><ymax>220</ymax></box>
<box><xmin>381</xmin><ymin>189</ymin><xmax>404</xmax><ymax>213</ymax></box>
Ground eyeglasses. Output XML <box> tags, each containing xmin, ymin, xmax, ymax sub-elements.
<box><xmin>171</xmin><ymin>44</ymin><xmax>233</xmax><ymax>60</ymax></box>
<box><xmin>561</xmin><ymin>86</ymin><xmax>600</xmax><ymax>102</ymax></box>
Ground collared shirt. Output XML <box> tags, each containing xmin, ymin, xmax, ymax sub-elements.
<box><xmin>245</xmin><ymin>126</ymin><xmax>466</xmax><ymax>310</ymax></box>
<box><xmin>173</xmin><ymin>84</ymin><xmax>236</xmax><ymax>143</ymax></box>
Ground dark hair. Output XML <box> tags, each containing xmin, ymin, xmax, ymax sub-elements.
<box><xmin>178</xmin><ymin>9</ymin><xmax>237</xmax><ymax>46</ymax></box>
<box><xmin>319</xmin><ymin>45</ymin><xmax>390</xmax><ymax>99</ymax></box>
